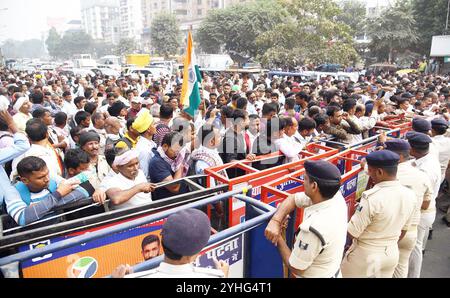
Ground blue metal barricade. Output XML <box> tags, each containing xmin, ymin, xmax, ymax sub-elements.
<box><xmin>0</xmin><ymin>187</ymin><xmax>282</xmax><ymax>278</ymax></box>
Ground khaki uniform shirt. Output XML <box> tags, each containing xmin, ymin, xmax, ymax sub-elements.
<box><xmin>412</xmin><ymin>153</ymin><xmax>441</xmax><ymax>213</ymax></box>
<box><xmin>348</xmin><ymin>181</ymin><xmax>416</xmax><ymax>247</ymax></box>
<box><xmin>289</xmin><ymin>192</ymin><xmax>348</xmax><ymax>278</ymax></box>
<box><xmin>397</xmin><ymin>161</ymin><xmax>433</xmax><ymax>224</ymax></box>
<box><xmin>88</xmin><ymin>155</ymin><xmax>110</xmax><ymax>189</ymax></box>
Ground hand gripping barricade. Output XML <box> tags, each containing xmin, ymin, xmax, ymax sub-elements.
<box><xmin>204</xmin><ymin>143</ymin><xmax>339</xmax><ymax>228</ymax></box>
<box><xmin>0</xmin><ymin>187</ymin><xmax>283</xmax><ymax>279</ymax></box>
<box><xmin>319</xmin><ymin>127</ymin><xmax>403</xmax><ymax>153</ymax></box>
<box><xmin>370</xmin><ymin>114</ymin><xmax>412</xmax><ymax>139</ymax></box>
<box><xmin>0</xmin><ymin>175</ymin><xmax>230</xmax><ymax>278</ymax></box>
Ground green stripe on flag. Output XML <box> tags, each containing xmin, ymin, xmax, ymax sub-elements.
<box><xmin>184</xmin><ymin>65</ymin><xmax>203</xmax><ymax>118</ymax></box>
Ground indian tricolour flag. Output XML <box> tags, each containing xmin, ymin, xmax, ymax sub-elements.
<box><xmin>181</xmin><ymin>31</ymin><xmax>202</xmax><ymax>118</ymax></box>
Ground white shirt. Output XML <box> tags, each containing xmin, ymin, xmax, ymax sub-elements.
<box><xmin>359</xmin><ymin>110</ymin><xmax>378</xmax><ymax>131</ymax></box>
<box><xmin>274</xmin><ymin>136</ymin><xmax>303</xmax><ymax>160</ymax></box>
<box><xmin>13</xmin><ymin>112</ymin><xmax>32</xmax><ymax>134</ymax></box>
<box><xmin>100</xmin><ymin>170</ymin><xmax>152</xmax><ymax>210</ymax></box>
<box><xmin>11</xmin><ymin>143</ymin><xmax>63</xmax><ymax>181</ymax></box>
<box><xmin>136</xmin><ymin>137</ymin><xmax>157</xmax><ymax>180</ymax></box>
<box><xmin>348</xmin><ymin>115</ymin><xmax>363</xmax><ymax>145</ymax></box>
<box><xmin>126</xmin><ymin>262</ymin><xmax>224</xmax><ymax>278</ymax></box>
<box><xmin>292</xmin><ymin>131</ymin><xmax>310</xmax><ymax>149</ymax></box>
<box><xmin>246</xmin><ymin>131</ymin><xmax>259</xmax><ymax>154</ymax></box>
<box><xmin>432</xmin><ymin>134</ymin><xmax>450</xmax><ymax>182</ymax></box>
<box><xmin>62</xmin><ymin>100</ymin><xmax>78</xmax><ymax>118</ymax></box>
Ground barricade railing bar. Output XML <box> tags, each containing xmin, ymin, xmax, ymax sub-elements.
<box><xmin>205</xmin><ymin>143</ymin><xmax>338</xmax><ymax>185</ymax></box>
<box><xmin>128</xmin><ymin>194</ymin><xmax>276</xmax><ymax>277</ymax></box>
<box><xmin>260</xmin><ymin>149</ymin><xmax>369</xmax><ymax>229</ymax></box>
<box><xmin>0</xmin><ymin>182</ymin><xmax>229</xmax><ymax>251</ymax></box>
<box><xmin>318</xmin><ymin>127</ymin><xmax>401</xmax><ymax>152</ymax></box>
<box><xmin>0</xmin><ymin>187</ymin><xmax>252</xmax><ymax>271</ymax></box>
<box><xmin>205</xmin><ymin>143</ymin><xmax>339</xmax><ymax>227</ymax></box>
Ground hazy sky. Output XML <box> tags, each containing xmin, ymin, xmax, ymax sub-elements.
<box><xmin>0</xmin><ymin>0</ymin><xmax>391</xmax><ymax>42</ymax></box>
<box><xmin>0</xmin><ymin>0</ymin><xmax>81</xmax><ymax>42</ymax></box>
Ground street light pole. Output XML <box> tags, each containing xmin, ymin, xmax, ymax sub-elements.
<box><xmin>446</xmin><ymin>0</ymin><xmax>450</xmax><ymax>34</ymax></box>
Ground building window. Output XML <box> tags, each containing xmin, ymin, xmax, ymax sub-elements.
<box><xmin>154</xmin><ymin>2</ymin><xmax>158</xmax><ymax>8</ymax></box>
<box><xmin>197</xmin><ymin>0</ymin><xmax>202</xmax><ymax>4</ymax></box>
<box><xmin>175</xmin><ymin>9</ymin><xmax>188</xmax><ymax>15</ymax></box>
<box><xmin>197</xmin><ymin>9</ymin><xmax>202</xmax><ymax>15</ymax></box>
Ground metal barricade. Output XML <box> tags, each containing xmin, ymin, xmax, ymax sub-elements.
<box><xmin>252</xmin><ymin>149</ymin><xmax>369</xmax><ymax>278</ymax></box>
<box><xmin>204</xmin><ymin>143</ymin><xmax>339</xmax><ymax>227</ymax></box>
<box><xmin>371</xmin><ymin>114</ymin><xmax>412</xmax><ymax>138</ymax></box>
<box><xmin>0</xmin><ymin>188</ymin><xmax>282</xmax><ymax>278</ymax></box>
<box><xmin>0</xmin><ymin>175</ymin><xmax>229</xmax><ymax>278</ymax></box>
<box><xmin>318</xmin><ymin>127</ymin><xmax>402</xmax><ymax>153</ymax></box>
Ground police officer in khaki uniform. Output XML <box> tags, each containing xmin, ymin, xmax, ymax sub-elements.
<box><xmin>112</xmin><ymin>208</ymin><xmax>228</xmax><ymax>278</ymax></box>
<box><xmin>265</xmin><ymin>160</ymin><xmax>348</xmax><ymax>278</ymax></box>
<box><xmin>406</xmin><ymin>131</ymin><xmax>441</xmax><ymax>278</ymax></box>
<box><xmin>341</xmin><ymin>150</ymin><xmax>416</xmax><ymax>278</ymax></box>
<box><xmin>383</xmin><ymin>139</ymin><xmax>433</xmax><ymax>278</ymax></box>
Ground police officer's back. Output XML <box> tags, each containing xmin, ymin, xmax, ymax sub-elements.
<box><xmin>265</xmin><ymin>160</ymin><xmax>348</xmax><ymax>278</ymax></box>
<box><xmin>341</xmin><ymin>150</ymin><xmax>416</xmax><ymax>278</ymax></box>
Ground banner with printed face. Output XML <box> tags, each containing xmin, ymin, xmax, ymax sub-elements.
<box><xmin>20</xmin><ymin>222</ymin><xmax>246</xmax><ymax>278</ymax></box>
<box><xmin>20</xmin><ymin>219</ymin><xmax>166</xmax><ymax>278</ymax></box>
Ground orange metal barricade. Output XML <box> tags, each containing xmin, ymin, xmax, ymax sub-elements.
<box><xmin>260</xmin><ymin>149</ymin><xmax>370</xmax><ymax>229</ymax></box>
<box><xmin>204</xmin><ymin>143</ymin><xmax>339</xmax><ymax>227</ymax></box>
<box><xmin>376</xmin><ymin>115</ymin><xmax>412</xmax><ymax>138</ymax></box>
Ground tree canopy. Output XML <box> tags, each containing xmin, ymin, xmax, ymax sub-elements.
<box><xmin>197</xmin><ymin>0</ymin><xmax>359</xmax><ymax>68</ymax></box>
<box><xmin>150</xmin><ymin>13</ymin><xmax>181</xmax><ymax>58</ymax></box>
<box><xmin>411</xmin><ymin>0</ymin><xmax>449</xmax><ymax>55</ymax></box>
<box><xmin>197</xmin><ymin>0</ymin><xmax>289</xmax><ymax>59</ymax></box>
<box><xmin>366</xmin><ymin>0</ymin><xmax>418</xmax><ymax>63</ymax></box>
<box><xmin>336</xmin><ymin>0</ymin><xmax>367</xmax><ymax>39</ymax></box>
<box><xmin>114</xmin><ymin>38</ymin><xmax>137</xmax><ymax>56</ymax></box>
<box><xmin>256</xmin><ymin>0</ymin><xmax>360</xmax><ymax>68</ymax></box>
<box><xmin>44</xmin><ymin>29</ymin><xmax>93</xmax><ymax>59</ymax></box>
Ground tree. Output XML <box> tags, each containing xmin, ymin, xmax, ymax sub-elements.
<box><xmin>92</xmin><ymin>41</ymin><xmax>115</xmax><ymax>58</ymax></box>
<box><xmin>46</xmin><ymin>27</ymin><xmax>62</xmax><ymax>59</ymax></box>
<box><xmin>336</xmin><ymin>0</ymin><xmax>367</xmax><ymax>39</ymax></box>
<box><xmin>59</xmin><ymin>31</ymin><xmax>93</xmax><ymax>59</ymax></box>
<box><xmin>256</xmin><ymin>0</ymin><xmax>359</xmax><ymax>68</ymax></box>
<box><xmin>150</xmin><ymin>13</ymin><xmax>181</xmax><ymax>58</ymax></box>
<box><xmin>412</xmin><ymin>0</ymin><xmax>449</xmax><ymax>55</ymax></box>
<box><xmin>114</xmin><ymin>38</ymin><xmax>137</xmax><ymax>56</ymax></box>
<box><xmin>366</xmin><ymin>0</ymin><xmax>418</xmax><ymax>63</ymax></box>
<box><xmin>197</xmin><ymin>0</ymin><xmax>288</xmax><ymax>60</ymax></box>
<box><xmin>2</xmin><ymin>39</ymin><xmax>46</xmax><ymax>59</ymax></box>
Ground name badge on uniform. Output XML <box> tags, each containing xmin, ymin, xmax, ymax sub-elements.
<box><xmin>298</xmin><ymin>241</ymin><xmax>309</xmax><ymax>251</ymax></box>
<box><xmin>356</xmin><ymin>205</ymin><xmax>363</xmax><ymax>212</ymax></box>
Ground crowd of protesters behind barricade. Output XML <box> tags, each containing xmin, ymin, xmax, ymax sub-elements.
<box><xmin>0</xmin><ymin>66</ymin><xmax>449</xmax><ymax>278</ymax></box>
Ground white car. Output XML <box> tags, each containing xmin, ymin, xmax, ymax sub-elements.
<box><xmin>72</xmin><ymin>68</ymin><xmax>96</xmax><ymax>77</ymax></box>
<box><xmin>13</xmin><ymin>65</ymin><xmax>36</xmax><ymax>73</ymax></box>
<box><xmin>125</xmin><ymin>67</ymin><xmax>170</xmax><ymax>80</ymax></box>
<box><xmin>96</xmin><ymin>65</ymin><xmax>121</xmax><ymax>77</ymax></box>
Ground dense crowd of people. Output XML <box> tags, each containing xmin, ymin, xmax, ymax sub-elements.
<box><xmin>0</xmin><ymin>66</ymin><xmax>449</xmax><ymax>278</ymax></box>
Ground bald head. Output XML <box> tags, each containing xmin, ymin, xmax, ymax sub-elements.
<box><xmin>0</xmin><ymin>87</ymin><xmax>8</xmax><ymax>96</ymax></box>
<box><xmin>104</xmin><ymin>117</ymin><xmax>121</xmax><ymax>135</ymax></box>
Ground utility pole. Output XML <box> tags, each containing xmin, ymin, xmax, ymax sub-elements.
<box><xmin>0</xmin><ymin>7</ymin><xmax>9</xmax><ymax>67</ymax></box>
<box><xmin>446</xmin><ymin>0</ymin><xmax>450</xmax><ymax>34</ymax></box>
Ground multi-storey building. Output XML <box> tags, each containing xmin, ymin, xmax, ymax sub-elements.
<box><xmin>80</xmin><ymin>0</ymin><xmax>120</xmax><ymax>44</ymax></box>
